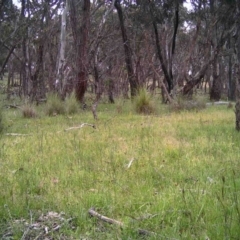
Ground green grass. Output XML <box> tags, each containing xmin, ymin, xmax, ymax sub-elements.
<box><xmin>0</xmin><ymin>100</ymin><xmax>240</xmax><ymax>239</ymax></box>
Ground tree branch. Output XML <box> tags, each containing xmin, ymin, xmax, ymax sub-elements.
<box><xmin>88</xmin><ymin>207</ymin><xmax>155</xmax><ymax>236</ymax></box>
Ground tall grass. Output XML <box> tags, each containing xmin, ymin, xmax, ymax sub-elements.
<box><xmin>65</xmin><ymin>92</ymin><xmax>79</xmax><ymax>115</ymax></box>
<box><xmin>45</xmin><ymin>93</ymin><xmax>65</xmax><ymax>116</ymax></box>
<box><xmin>134</xmin><ymin>88</ymin><xmax>156</xmax><ymax>114</ymax></box>
<box><xmin>0</xmin><ymin>101</ymin><xmax>240</xmax><ymax>239</ymax></box>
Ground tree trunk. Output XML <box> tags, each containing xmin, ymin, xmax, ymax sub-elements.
<box><xmin>69</xmin><ymin>0</ymin><xmax>90</xmax><ymax>103</ymax></box>
<box><xmin>235</xmin><ymin>1</ymin><xmax>240</xmax><ymax>131</ymax></box>
<box><xmin>0</xmin><ymin>45</ymin><xmax>15</xmax><ymax>77</ymax></box>
<box><xmin>56</xmin><ymin>0</ymin><xmax>68</xmax><ymax>97</ymax></box>
<box><xmin>114</xmin><ymin>0</ymin><xmax>139</xmax><ymax>98</ymax></box>
<box><xmin>228</xmin><ymin>36</ymin><xmax>235</xmax><ymax>100</ymax></box>
<box><xmin>152</xmin><ymin>20</ymin><xmax>173</xmax><ymax>93</ymax></box>
<box><xmin>30</xmin><ymin>44</ymin><xmax>44</xmax><ymax>101</ymax></box>
<box><xmin>210</xmin><ymin>58</ymin><xmax>221</xmax><ymax>101</ymax></box>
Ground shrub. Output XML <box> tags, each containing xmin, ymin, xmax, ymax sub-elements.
<box><xmin>134</xmin><ymin>88</ymin><xmax>156</xmax><ymax>115</ymax></box>
<box><xmin>65</xmin><ymin>93</ymin><xmax>79</xmax><ymax>115</ymax></box>
<box><xmin>46</xmin><ymin>93</ymin><xmax>65</xmax><ymax>116</ymax></box>
<box><xmin>21</xmin><ymin>104</ymin><xmax>37</xmax><ymax>118</ymax></box>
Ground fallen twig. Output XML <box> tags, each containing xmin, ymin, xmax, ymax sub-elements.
<box><xmin>127</xmin><ymin>158</ymin><xmax>135</xmax><ymax>168</ymax></box>
<box><xmin>206</xmin><ymin>101</ymin><xmax>231</xmax><ymax>106</ymax></box>
<box><xmin>5</xmin><ymin>133</ymin><xmax>32</xmax><ymax>136</ymax></box>
<box><xmin>5</xmin><ymin>104</ymin><xmax>22</xmax><ymax>109</ymax></box>
<box><xmin>65</xmin><ymin>123</ymin><xmax>96</xmax><ymax>131</ymax></box>
<box><xmin>88</xmin><ymin>207</ymin><xmax>155</xmax><ymax>236</ymax></box>
<box><xmin>89</xmin><ymin>208</ymin><xmax>124</xmax><ymax>227</ymax></box>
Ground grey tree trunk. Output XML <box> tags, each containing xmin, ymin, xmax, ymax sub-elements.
<box><xmin>56</xmin><ymin>0</ymin><xmax>68</xmax><ymax>97</ymax></box>
<box><xmin>235</xmin><ymin>0</ymin><xmax>240</xmax><ymax>131</ymax></box>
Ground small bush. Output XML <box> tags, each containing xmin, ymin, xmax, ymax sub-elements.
<box><xmin>46</xmin><ymin>93</ymin><xmax>65</xmax><ymax>116</ymax></box>
<box><xmin>65</xmin><ymin>93</ymin><xmax>79</xmax><ymax>115</ymax></box>
<box><xmin>134</xmin><ymin>88</ymin><xmax>156</xmax><ymax>115</ymax></box>
<box><xmin>22</xmin><ymin>105</ymin><xmax>37</xmax><ymax>118</ymax></box>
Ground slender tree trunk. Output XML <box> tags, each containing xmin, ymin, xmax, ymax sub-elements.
<box><xmin>0</xmin><ymin>45</ymin><xmax>15</xmax><ymax>77</ymax></box>
<box><xmin>148</xmin><ymin>0</ymin><xmax>173</xmax><ymax>93</ymax></box>
<box><xmin>115</xmin><ymin>0</ymin><xmax>139</xmax><ymax>98</ymax></box>
<box><xmin>228</xmin><ymin>36</ymin><xmax>235</xmax><ymax>100</ymax></box>
<box><xmin>235</xmin><ymin>0</ymin><xmax>240</xmax><ymax>130</ymax></box>
<box><xmin>152</xmin><ymin>21</ymin><xmax>173</xmax><ymax>93</ymax></box>
<box><xmin>30</xmin><ymin>44</ymin><xmax>44</xmax><ymax>101</ymax></box>
<box><xmin>21</xmin><ymin>38</ymin><xmax>28</xmax><ymax>96</ymax></box>
<box><xmin>56</xmin><ymin>0</ymin><xmax>68</xmax><ymax>97</ymax></box>
<box><xmin>20</xmin><ymin>0</ymin><xmax>29</xmax><ymax>97</ymax></box>
<box><xmin>210</xmin><ymin>58</ymin><xmax>221</xmax><ymax>101</ymax></box>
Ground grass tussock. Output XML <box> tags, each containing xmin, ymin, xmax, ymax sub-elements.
<box><xmin>0</xmin><ymin>101</ymin><xmax>239</xmax><ymax>239</ymax></box>
<box><xmin>65</xmin><ymin>93</ymin><xmax>79</xmax><ymax>115</ymax></box>
<box><xmin>134</xmin><ymin>88</ymin><xmax>156</xmax><ymax>114</ymax></box>
<box><xmin>21</xmin><ymin>104</ymin><xmax>37</xmax><ymax>118</ymax></box>
<box><xmin>46</xmin><ymin>93</ymin><xmax>65</xmax><ymax>116</ymax></box>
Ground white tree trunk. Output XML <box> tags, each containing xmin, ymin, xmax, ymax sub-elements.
<box><xmin>56</xmin><ymin>1</ymin><xmax>68</xmax><ymax>95</ymax></box>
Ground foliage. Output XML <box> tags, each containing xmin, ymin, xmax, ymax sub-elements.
<box><xmin>45</xmin><ymin>93</ymin><xmax>65</xmax><ymax>116</ymax></box>
<box><xmin>134</xmin><ymin>88</ymin><xmax>156</xmax><ymax>114</ymax></box>
<box><xmin>65</xmin><ymin>93</ymin><xmax>79</xmax><ymax>115</ymax></box>
<box><xmin>21</xmin><ymin>104</ymin><xmax>37</xmax><ymax>118</ymax></box>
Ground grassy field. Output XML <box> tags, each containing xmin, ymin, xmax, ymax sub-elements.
<box><xmin>0</xmin><ymin>100</ymin><xmax>240</xmax><ymax>239</ymax></box>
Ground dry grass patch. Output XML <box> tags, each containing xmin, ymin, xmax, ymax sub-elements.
<box><xmin>21</xmin><ymin>104</ymin><xmax>37</xmax><ymax>118</ymax></box>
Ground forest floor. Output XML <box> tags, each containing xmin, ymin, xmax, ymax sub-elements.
<box><xmin>0</xmin><ymin>97</ymin><xmax>240</xmax><ymax>239</ymax></box>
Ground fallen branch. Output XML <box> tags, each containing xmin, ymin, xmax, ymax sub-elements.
<box><xmin>5</xmin><ymin>133</ymin><xmax>32</xmax><ymax>136</ymax></box>
<box><xmin>206</xmin><ymin>101</ymin><xmax>231</xmax><ymax>106</ymax></box>
<box><xmin>65</xmin><ymin>123</ymin><xmax>96</xmax><ymax>131</ymax></box>
<box><xmin>5</xmin><ymin>104</ymin><xmax>22</xmax><ymax>109</ymax></box>
<box><xmin>88</xmin><ymin>207</ymin><xmax>155</xmax><ymax>236</ymax></box>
